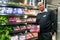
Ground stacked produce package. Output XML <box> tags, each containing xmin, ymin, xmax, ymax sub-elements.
<box><xmin>0</xmin><ymin>1</ymin><xmax>39</xmax><ymax>40</ymax></box>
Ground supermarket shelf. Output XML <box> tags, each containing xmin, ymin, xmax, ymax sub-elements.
<box><xmin>27</xmin><ymin>22</ymin><xmax>37</xmax><ymax>24</ymax></box>
<box><xmin>0</xmin><ymin>22</ymin><xmax>37</xmax><ymax>25</ymax></box>
<box><xmin>26</xmin><ymin>37</ymin><xmax>38</xmax><ymax>40</ymax></box>
<box><xmin>8</xmin><ymin>22</ymin><xmax>27</xmax><ymax>25</ymax></box>
<box><xmin>0</xmin><ymin>14</ymin><xmax>24</xmax><ymax>16</ymax></box>
<box><xmin>0</xmin><ymin>5</ymin><xmax>38</xmax><ymax>10</ymax></box>
<box><xmin>0</xmin><ymin>2</ymin><xmax>39</xmax><ymax>40</ymax></box>
<box><xmin>0</xmin><ymin>5</ymin><xmax>25</xmax><ymax>8</ymax></box>
<box><xmin>10</xmin><ymin>29</ymin><xmax>27</xmax><ymax>35</ymax></box>
<box><xmin>0</xmin><ymin>22</ymin><xmax>27</xmax><ymax>25</ymax></box>
<box><xmin>27</xmin><ymin>29</ymin><xmax>39</xmax><ymax>33</ymax></box>
<box><xmin>0</xmin><ymin>14</ymin><xmax>37</xmax><ymax>16</ymax></box>
<box><xmin>26</xmin><ymin>14</ymin><xmax>37</xmax><ymax>17</ymax></box>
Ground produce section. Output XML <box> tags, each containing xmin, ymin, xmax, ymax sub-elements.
<box><xmin>0</xmin><ymin>0</ymin><xmax>40</xmax><ymax>40</ymax></box>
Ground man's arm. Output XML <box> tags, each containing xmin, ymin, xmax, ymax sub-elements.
<box><xmin>50</xmin><ymin>10</ymin><xmax>57</xmax><ymax>34</ymax></box>
<box><xmin>36</xmin><ymin>13</ymin><xmax>40</xmax><ymax>25</ymax></box>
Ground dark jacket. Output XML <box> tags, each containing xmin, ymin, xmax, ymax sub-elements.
<box><xmin>36</xmin><ymin>9</ymin><xmax>57</xmax><ymax>33</ymax></box>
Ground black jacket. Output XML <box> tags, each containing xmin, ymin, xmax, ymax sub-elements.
<box><xmin>36</xmin><ymin>9</ymin><xmax>57</xmax><ymax>33</ymax></box>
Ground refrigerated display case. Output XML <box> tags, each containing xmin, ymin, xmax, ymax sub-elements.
<box><xmin>0</xmin><ymin>0</ymin><xmax>46</xmax><ymax>40</ymax></box>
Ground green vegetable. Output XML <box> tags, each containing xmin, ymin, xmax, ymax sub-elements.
<box><xmin>7</xmin><ymin>2</ymin><xmax>19</xmax><ymax>6</ymax></box>
<box><xmin>0</xmin><ymin>26</ymin><xmax>13</xmax><ymax>40</ymax></box>
<box><xmin>0</xmin><ymin>16</ymin><xmax>8</xmax><ymax>24</ymax></box>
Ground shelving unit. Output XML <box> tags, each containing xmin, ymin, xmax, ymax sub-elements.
<box><xmin>0</xmin><ymin>2</ymin><xmax>38</xmax><ymax>10</ymax></box>
<box><xmin>0</xmin><ymin>1</ymin><xmax>39</xmax><ymax>40</ymax></box>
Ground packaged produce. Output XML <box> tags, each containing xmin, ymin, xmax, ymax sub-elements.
<box><xmin>10</xmin><ymin>35</ymin><xmax>18</xmax><ymax>40</ymax></box>
<box><xmin>26</xmin><ymin>33</ymin><xmax>31</xmax><ymax>39</ymax></box>
<box><xmin>24</xmin><ymin>9</ymin><xmax>29</xmax><ymax>14</ymax></box>
<box><xmin>7</xmin><ymin>2</ymin><xmax>19</xmax><ymax>6</ymax></box>
<box><xmin>16</xmin><ymin>17</ymin><xmax>25</xmax><ymax>22</ymax></box>
<box><xmin>4</xmin><ymin>7</ymin><xmax>13</xmax><ymax>14</ymax></box>
<box><xmin>3</xmin><ymin>7</ymin><xmax>24</xmax><ymax>14</ymax></box>
<box><xmin>0</xmin><ymin>7</ymin><xmax>4</xmax><ymax>13</ymax></box>
<box><xmin>26</xmin><ymin>33</ymin><xmax>33</xmax><ymax>39</ymax></box>
<box><xmin>13</xmin><ymin>26</ymin><xmax>20</xmax><ymax>31</ymax></box>
<box><xmin>18</xmin><ymin>8</ymin><xmax>24</xmax><ymax>14</ymax></box>
<box><xmin>19</xmin><ymin>34</ymin><xmax>26</xmax><ymax>40</ymax></box>
<box><xmin>9</xmin><ymin>16</ymin><xmax>25</xmax><ymax>23</ymax></box>
<box><xmin>27</xmin><ymin>24</ymin><xmax>32</xmax><ymax>29</ymax></box>
<box><xmin>13</xmin><ymin>8</ymin><xmax>18</xmax><ymax>14</ymax></box>
<box><xmin>30</xmin><ymin>25</ymin><xmax>40</xmax><ymax>32</ymax></box>
<box><xmin>13</xmin><ymin>8</ymin><xmax>24</xmax><ymax>14</ymax></box>
<box><xmin>27</xmin><ymin>17</ymin><xmax>36</xmax><ymax>22</ymax></box>
<box><xmin>20</xmin><ymin>26</ymin><xmax>26</xmax><ymax>30</ymax></box>
<box><xmin>8</xmin><ymin>16</ymin><xmax>16</xmax><ymax>22</ymax></box>
<box><xmin>16</xmin><ymin>17</ymin><xmax>20</xmax><ymax>22</ymax></box>
<box><xmin>26</xmin><ymin>18</ymin><xmax>32</xmax><ymax>22</ymax></box>
<box><xmin>29</xmin><ymin>10</ymin><xmax>35</xmax><ymax>14</ymax></box>
<box><xmin>19</xmin><ymin>2</ymin><xmax>27</xmax><ymax>6</ymax></box>
<box><xmin>32</xmin><ymin>33</ymin><xmax>38</xmax><ymax>38</ymax></box>
<box><xmin>20</xmin><ymin>19</ymin><xmax>25</xmax><ymax>22</ymax></box>
<box><xmin>32</xmin><ymin>18</ymin><xmax>36</xmax><ymax>22</ymax></box>
<box><xmin>28</xmin><ymin>33</ymin><xmax>33</xmax><ymax>38</ymax></box>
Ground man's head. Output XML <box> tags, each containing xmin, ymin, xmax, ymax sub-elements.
<box><xmin>37</xmin><ymin>2</ymin><xmax>44</xmax><ymax>11</ymax></box>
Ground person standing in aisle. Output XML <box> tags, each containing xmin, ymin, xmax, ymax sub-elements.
<box><xmin>36</xmin><ymin>2</ymin><xmax>57</xmax><ymax>40</ymax></box>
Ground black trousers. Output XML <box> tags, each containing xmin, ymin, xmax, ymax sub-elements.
<box><xmin>36</xmin><ymin>32</ymin><xmax>52</xmax><ymax>40</ymax></box>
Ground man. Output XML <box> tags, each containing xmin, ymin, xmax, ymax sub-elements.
<box><xmin>36</xmin><ymin>2</ymin><xmax>57</xmax><ymax>40</ymax></box>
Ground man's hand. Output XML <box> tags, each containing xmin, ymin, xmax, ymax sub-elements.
<box><xmin>50</xmin><ymin>32</ymin><xmax>52</xmax><ymax>35</ymax></box>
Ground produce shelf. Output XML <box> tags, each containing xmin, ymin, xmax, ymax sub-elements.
<box><xmin>0</xmin><ymin>1</ymin><xmax>39</xmax><ymax>40</ymax></box>
<box><xmin>0</xmin><ymin>22</ymin><xmax>37</xmax><ymax>25</ymax></box>
<box><xmin>10</xmin><ymin>29</ymin><xmax>27</xmax><ymax>35</ymax></box>
<box><xmin>27</xmin><ymin>22</ymin><xmax>37</xmax><ymax>24</ymax></box>
<box><xmin>0</xmin><ymin>14</ymin><xmax>24</xmax><ymax>16</ymax></box>
<box><xmin>26</xmin><ymin>14</ymin><xmax>37</xmax><ymax>17</ymax></box>
<box><xmin>0</xmin><ymin>14</ymin><xmax>37</xmax><ymax>16</ymax></box>
<box><xmin>0</xmin><ymin>5</ymin><xmax>25</xmax><ymax>8</ymax></box>
<box><xmin>0</xmin><ymin>5</ymin><xmax>38</xmax><ymax>10</ymax></box>
<box><xmin>0</xmin><ymin>22</ymin><xmax>27</xmax><ymax>25</ymax></box>
<box><xmin>26</xmin><ymin>37</ymin><xmax>38</xmax><ymax>40</ymax></box>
